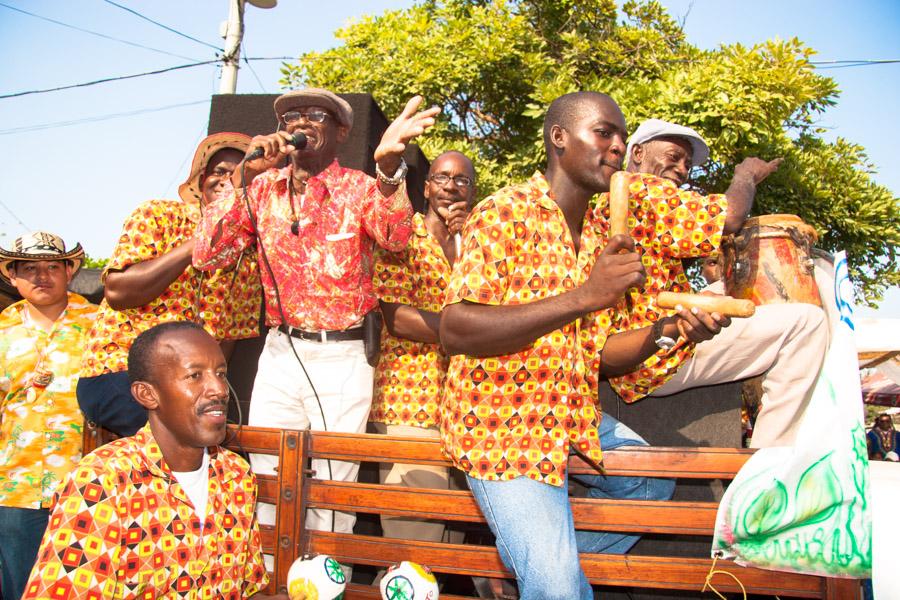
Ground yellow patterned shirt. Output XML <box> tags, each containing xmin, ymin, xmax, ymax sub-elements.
<box><xmin>80</xmin><ymin>199</ymin><xmax>261</xmax><ymax>378</ymax></box>
<box><xmin>584</xmin><ymin>172</ymin><xmax>728</xmax><ymax>401</ymax></box>
<box><xmin>23</xmin><ymin>426</ymin><xmax>267</xmax><ymax>599</ymax></box>
<box><xmin>372</xmin><ymin>213</ymin><xmax>450</xmax><ymax>428</ymax></box>
<box><xmin>0</xmin><ymin>293</ymin><xmax>98</xmax><ymax>509</ymax></box>
<box><xmin>441</xmin><ymin>173</ymin><xmax>604</xmax><ymax>487</ymax></box>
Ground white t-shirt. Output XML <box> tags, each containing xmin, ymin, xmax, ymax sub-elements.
<box><xmin>172</xmin><ymin>449</ymin><xmax>210</xmax><ymax>522</ymax></box>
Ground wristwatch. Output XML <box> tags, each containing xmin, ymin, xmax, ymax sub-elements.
<box><xmin>652</xmin><ymin>318</ymin><xmax>677</xmax><ymax>351</ymax></box>
<box><xmin>375</xmin><ymin>158</ymin><xmax>408</xmax><ymax>186</ymax></box>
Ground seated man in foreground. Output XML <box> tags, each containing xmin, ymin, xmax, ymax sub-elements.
<box><xmin>24</xmin><ymin>322</ymin><xmax>286</xmax><ymax>599</ymax></box>
<box><xmin>593</xmin><ymin>118</ymin><xmax>826</xmax><ymax>448</ymax></box>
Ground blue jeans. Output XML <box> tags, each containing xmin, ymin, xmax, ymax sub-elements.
<box><xmin>0</xmin><ymin>506</ymin><xmax>50</xmax><ymax>600</ymax></box>
<box><xmin>467</xmin><ymin>413</ymin><xmax>675</xmax><ymax>600</ymax></box>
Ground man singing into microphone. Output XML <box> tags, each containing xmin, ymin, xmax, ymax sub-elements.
<box><xmin>192</xmin><ymin>89</ymin><xmax>438</xmax><ymax>540</ymax></box>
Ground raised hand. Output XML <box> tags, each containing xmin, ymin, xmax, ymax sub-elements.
<box><xmin>232</xmin><ymin>131</ymin><xmax>299</xmax><ymax>187</ymax></box>
<box><xmin>374</xmin><ymin>96</ymin><xmax>440</xmax><ymax>169</ymax></box>
<box><xmin>734</xmin><ymin>156</ymin><xmax>783</xmax><ymax>185</ymax></box>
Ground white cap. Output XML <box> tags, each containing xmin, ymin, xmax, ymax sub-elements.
<box><xmin>627</xmin><ymin>118</ymin><xmax>710</xmax><ymax>167</ymax></box>
<box><xmin>885</xmin><ymin>451</ymin><xmax>899</xmax><ymax>462</ymax></box>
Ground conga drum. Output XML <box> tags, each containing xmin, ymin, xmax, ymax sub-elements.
<box><xmin>721</xmin><ymin>214</ymin><xmax>822</xmax><ymax>307</ymax></box>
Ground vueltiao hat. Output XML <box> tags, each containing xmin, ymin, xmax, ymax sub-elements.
<box><xmin>0</xmin><ymin>231</ymin><xmax>84</xmax><ymax>282</ymax></box>
<box><xmin>178</xmin><ymin>132</ymin><xmax>252</xmax><ymax>205</ymax></box>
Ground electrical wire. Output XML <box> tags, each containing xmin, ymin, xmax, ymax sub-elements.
<box><xmin>100</xmin><ymin>0</ymin><xmax>223</xmax><ymax>52</ymax></box>
<box><xmin>0</xmin><ymin>60</ymin><xmax>219</xmax><ymax>100</ymax></box>
<box><xmin>0</xmin><ymin>57</ymin><xmax>291</xmax><ymax>101</ymax></box>
<box><xmin>0</xmin><ymin>1</ymin><xmax>201</xmax><ymax>62</ymax></box>
<box><xmin>0</xmin><ymin>198</ymin><xmax>30</xmax><ymax>231</ymax></box>
<box><xmin>0</xmin><ymin>99</ymin><xmax>209</xmax><ymax>135</ymax></box>
<box><xmin>241</xmin><ymin>41</ymin><xmax>268</xmax><ymax>92</ymax></box>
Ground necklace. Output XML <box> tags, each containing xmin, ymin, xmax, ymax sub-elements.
<box><xmin>877</xmin><ymin>428</ymin><xmax>896</xmax><ymax>452</ymax></box>
<box><xmin>288</xmin><ymin>171</ymin><xmax>307</xmax><ymax>236</ymax></box>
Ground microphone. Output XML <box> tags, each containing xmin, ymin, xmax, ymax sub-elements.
<box><xmin>245</xmin><ymin>132</ymin><xmax>307</xmax><ymax>161</ymax></box>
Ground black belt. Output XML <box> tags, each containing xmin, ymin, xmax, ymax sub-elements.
<box><xmin>277</xmin><ymin>324</ymin><xmax>364</xmax><ymax>343</ymax></box>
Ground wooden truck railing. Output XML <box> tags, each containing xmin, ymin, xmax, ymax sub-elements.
<box><xmin>83</xmin><ymin>424</ymin><xmax>861</xmax><ymax>599</ymax></box>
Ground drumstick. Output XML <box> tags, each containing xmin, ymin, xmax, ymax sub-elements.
<box><xmin>608</xmin><ymin>170</ymin><xmax>631</xmax><ymax>238</ymax></box>
<box><xmin>657</xmin><ymin>291</ymin><xmax>756</xmax><ymax>318</ymax></box>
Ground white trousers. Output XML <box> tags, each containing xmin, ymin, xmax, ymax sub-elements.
<box><xmin>653</xmin><ymin>300</ymin><xmax>827</xmax><ymax>448</ymax></box>
<box><xmin>249</xmin><ymin>328</ymin><xmax>373</xmax><ymax>534</ymax></box>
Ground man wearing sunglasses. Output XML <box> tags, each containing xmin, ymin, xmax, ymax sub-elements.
<box><xmin>370</xmin><ymin>151</ymin><xmax>475</xmax><ymax>544</ymax></box>
<box><xmin>193</xmin><ymin>89</ymin><xmax>438</xmax><ymax>541</ymax></box>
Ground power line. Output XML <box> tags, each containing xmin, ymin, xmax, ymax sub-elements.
<box><xmin>0</xmin><ymin>57</ymin><xmax>291</xmax><ymax>101</ymax></box>
<box><xmin>811</xmin><ymin>59</ymin><xmax>900</xmax><ymax>70</ymax></box>
<box><xmin>0</xmin><ymin>100</ymin><xmax>210</xmax><ymax>136</ymax></box>
<box><xmin>0</xmin><ymin>198</ymin><xmax>30</xmax><ymax>231</ymax></box>
<box><xmin>241</xmin><ymin>41</ymin><xmax>268</xmax><ymax>92</ymax></box>
<box><xmin>0</xmin><ymin>60</ymin><xmax>219</xmax><ymax>100</ymax></box>
<box><xmin>100</xmin><ymin>0</ymin><xmax>223</xmax><ymax>52</ymax></box>
<box><xmin>0</xmin><ymin>1</ymin><xmax>201</xmax><ymax>62</ymax></box>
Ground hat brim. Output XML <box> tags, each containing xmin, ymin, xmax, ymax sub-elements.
<box><xmin>0</xmin><ymin>243</ymin><xmax>84</xmax><ymax>283</ymax></box>
<box><xmin>178</xmin><ymin>132</ymin><xmax>252</xmax><ymax>206</ymax></box>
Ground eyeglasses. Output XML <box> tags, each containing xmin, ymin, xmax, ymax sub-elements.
<box><xmin>282</xmin><ymin>109</ymin><xmax>331</xmax><ymax>124</ymax></box>
<box><xmin>428</xmin><ymin>173</ymin><xmax>473</xmax><ymax>188</ymax></box>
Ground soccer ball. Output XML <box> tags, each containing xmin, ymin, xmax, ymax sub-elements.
<box><xmin>287</xmin><ymin>554</ymin><xmax>346</xmax><ymax>600</ymax></box>
<box><xmin>379</xmin><ymin>561</ymin><xmax>439</xmax><ymax>600</ymax></box>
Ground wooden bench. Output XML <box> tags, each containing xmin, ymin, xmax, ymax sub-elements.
<box><xmin>84</xmin><ymin>425</ymin><xmax>861</xmax><ymax>599</ymax></box>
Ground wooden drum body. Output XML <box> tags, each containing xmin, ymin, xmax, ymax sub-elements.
<box><xmin>722</xmin><ymin>214</ymin><xmax>822</xmax><ymax>307</ymax></box>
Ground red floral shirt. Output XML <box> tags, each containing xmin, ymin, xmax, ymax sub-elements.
<box><xmin>372</xmin><ymin>214</ymin><xmax>450</xmax><ymax>429</ymax></box>
<box><xmin>582</xmin><ymin>172</ymin><xmax>728</xmax><ymax>401</ymax></box>
<box><xmin>441</xmin><ymin>173</ymin><xmax>603</xmax><ymax>487</ymax></box>
<box><xmin>193</xmin><ymin>160</ymin><xmax>413</xmax><ymax>331</ymax></box>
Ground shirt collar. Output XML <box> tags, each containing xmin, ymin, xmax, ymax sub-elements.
<box><xmin>274</xmin><ymin>158</ymin><xmax>344</xmax><ymax>192</ymax></box>
<box><xmin>412</xmin><ymin>212</ymin><xmax>429</xmax><ymax>237</ymax></box>
<box><xmin>529</xmin><ymin>171</ymin><xmax>557</xmax><ymax>211</ymax></box>
<box><xmin>135</xmin><ymin>424</ymin><xmax>235</xmax><ymax>484</ymax></box>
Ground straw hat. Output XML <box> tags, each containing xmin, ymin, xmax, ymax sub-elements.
<box><xmin>178</xmin><ymin>132</ymin><xmax>252</xmax><ymax>205</ymax></box>
<box><xmin>0</xmin><ymin>231</ymin><xmax>84</xmax><ymax>282</ymax></box>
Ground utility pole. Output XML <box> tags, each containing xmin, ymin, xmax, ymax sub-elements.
<box><xmin>219</xmin><ymin>0</ymin><xmax>277</xmax><ymax>94</ymax></box>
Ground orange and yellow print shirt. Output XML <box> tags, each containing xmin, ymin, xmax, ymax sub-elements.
<box><xmin>372</xmin><ymin>213</ymin><xmax>451</xmax><ymax>429</ymax></box>
<box><xmin>80</xmin><ymin>199</ymin><xmax>261</xmax><ymax>378</ymax></box>
<box><xmin>441</xmin><ymin>173</ymin><xmax>604</xmax><ymax>487</ymax></box>
<box><xmin>583</xmin><ymin>172</ymin><xmax>727</xmax><ymax>402</ymax></box>
<box><xmin>193</xmin><ymin>160</ymin><xmax>413</xmax><ymax>331</ymax></box>
<box><xmin>23</xmin><ymin>426</ymin><xmax>268</xmax><ymax>599</ymax></box>
<box><xmin>0</xmin><ymin>294</ymin><xmax>97</xmax><ymax>509</ymax></box>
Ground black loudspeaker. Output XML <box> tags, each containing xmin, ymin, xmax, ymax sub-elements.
<box><xmin>207</xmin><ymin>93</ymin><xmax>430</xmax><ymax>422</ymax></box>
<box><xmin>207</xmin><ymin>93</ymin><xmax>428</xmax><ymax>212</ymax></box>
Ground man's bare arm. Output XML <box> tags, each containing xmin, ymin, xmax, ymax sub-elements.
<box><xmin>105</xmin><ymin>241</ymin><xmax>194</xmax><ymax>310</ymax></box>
<box><xmin>381</xmin><ymin>301</ymin><xmax>441</xmax><ymax>344</ymax></box>
<box><xmin>723</xmin><ymin>157</ymin><xmax>783</xmax><ymax>234</ymax></box>
<box><xmin>440</xmin><ymin>235</ymin><xmax>645</xmax><ymax>357</ymax></box>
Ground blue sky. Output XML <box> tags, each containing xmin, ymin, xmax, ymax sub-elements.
<box><xmin>0</xmin><ymin>0</ymin><xmax>897</xmax><ymax>316</ymax></box>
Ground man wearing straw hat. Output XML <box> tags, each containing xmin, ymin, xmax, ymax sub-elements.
<box><xmin>0</xmin><ymin>231</ymin><xmax>97</xmax><ymax>600</ymax></box>
<box><xmin>77</xmin><ymin>133</ymin><xmax>262</xmax><ymax>437</ymax></box>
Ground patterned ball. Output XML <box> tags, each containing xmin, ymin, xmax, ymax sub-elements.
<box><xmin>379</xmin><ymin>561</ymin><xmax>439</xmax><ymax>600</ymax></box>
<box><xmin>287</xmin><ymin>554</ymin><xmax>346</xmax><ymax>600</ymax></box>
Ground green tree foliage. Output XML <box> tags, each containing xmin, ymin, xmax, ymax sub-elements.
<box><xmin>281</xmin><ymin>0</ymin><xmax>899</xmax><ymax>304</ymax></box>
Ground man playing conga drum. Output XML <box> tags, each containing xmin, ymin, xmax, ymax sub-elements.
<box><xmin>591</xmin><ymin>118</ymin><xmax>827</xmax><ymax>448</ymax></box>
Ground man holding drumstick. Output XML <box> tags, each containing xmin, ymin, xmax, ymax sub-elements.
<box><xmin>592</xmin><ymin>118</ymin><xmax>827</xmax><ymax>448</ymax></box>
